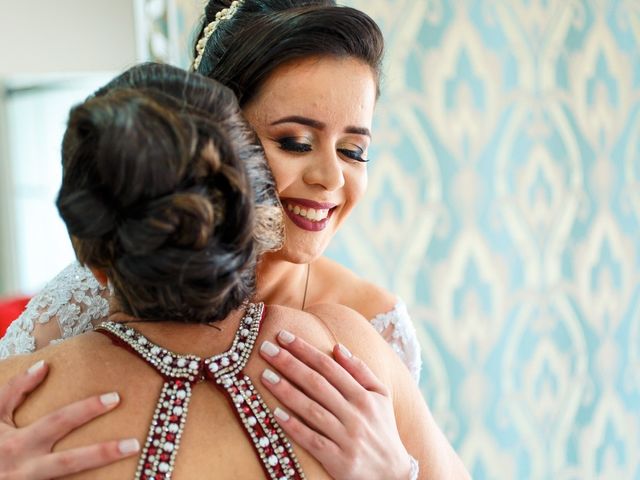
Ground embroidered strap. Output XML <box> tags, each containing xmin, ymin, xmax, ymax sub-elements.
<box><xmin>96</xmin><ymin>303</ymin><xmax>305</xmax><ymax>480</ymax></box>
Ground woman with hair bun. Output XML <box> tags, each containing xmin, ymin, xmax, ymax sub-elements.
<box><xmin>0</xmin><ymin>62</ymin><xmax>465</xmax><ymax>479</ymax></box>
<box><xmin>0</xmin><ymin>1</ymin><xmax>471</xmax><ymax>479</ymax></box>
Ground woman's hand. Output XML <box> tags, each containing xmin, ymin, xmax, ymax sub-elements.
<box><xmin>0</xmin><ymin>360</ymin><xmax>139</xmax><ymax>480</ymax></box>
<box><xmin>259</xmin><ymin>331</ymin><xmax>415</xmax><ymax>480</ymax></box>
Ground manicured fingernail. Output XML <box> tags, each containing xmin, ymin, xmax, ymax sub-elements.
<box><xmin>100</xmin><ymin>392</ymin><xmax>120</xmax><ymax>407</ymax></box>
<box><xmin>27</xmin><ymin>360</ymin><xmax>45</xmax><ymax>375</ymax></box>
<box><xmin>274</xmin><ymin>407</ymin><xmax>290</xmax><ymax>422</ymax></box>
<box><xmin>118</xmin><ymin>438</ymin><xmax>140</xmax><ymax>454</ymax></box>
<box><xmin>262</xmin><ymin>368</ymin><xmax>281</xmax><ymax>384</ymax></box>
<box><xmin>338</xmin><ymin>343</ymin><xmax>352</xmax><ymax>358</ymax></box>
<box><xmin>278</xmin><ymin>330</ymin><xmax>295</xmax><ymax>344</ymax></box>
<box><xmin>261</xmin><ymin>341</ymin><xmax>280</xmax><ymax>357</ymax></box>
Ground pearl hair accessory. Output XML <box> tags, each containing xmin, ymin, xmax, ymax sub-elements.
<box><xmin>192</xmin><ymin>0</ymin><xmax>245</xmax><ymax>71</ymax></box>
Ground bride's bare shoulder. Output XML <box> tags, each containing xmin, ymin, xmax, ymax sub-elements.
<box><xmin>311</xmin><ymin>257</ymin><xmax>397</xmax><ymax>320</ymax></box>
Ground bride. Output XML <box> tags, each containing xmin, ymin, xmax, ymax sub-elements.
<box><xmin>0</xmin><ymin>1</ymin><xmax>460</xmax><ymax>478</ymax></box>
<box><xmin>0</xmin><ymin>62</ymin><xmax>468</xmax><ymax>479</ymax></box>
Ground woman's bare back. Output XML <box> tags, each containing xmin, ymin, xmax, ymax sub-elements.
<box><xmin>0</xmin><ymin>303</ymin><xmax>428</xmax><ymax>479</ymax></box>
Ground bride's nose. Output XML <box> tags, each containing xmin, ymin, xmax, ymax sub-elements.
<box><xmin>302</xmin><ymin>148</ymin><xmax>345</xmax><ymax>191</ymax></box>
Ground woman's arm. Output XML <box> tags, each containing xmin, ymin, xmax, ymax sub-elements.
<box><xmin>0</xmin><ymin>360</ymin><xmax>138</xmax><ymax>479</ymax></box>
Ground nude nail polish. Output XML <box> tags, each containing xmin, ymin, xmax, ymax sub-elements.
<box><xmin>278</xmin><ymin>330</ymin><xmax>295</xmax><ymax>344</ymax></box>
<box><xmin>261</xmin><ymin>341</ymin><xmax>280</xmax><ymax>357</ymax></box>
<box><xmin>338</xmin><ymin>343</ymin><xmax>352</xmax><ymax>358</ymax></box>
<box><xmin>118</xmin><ymin>438</ymin><xmax>140</xmax><ymax>454</ymax></box>
<box><xmin>100</xmin><ymin>392</ymin><xmax>120</xmax><ymax>407</ymax></box>
<box><xmin>262</xmin><ymin>368</ymin><xmax>280</xmax><ymax>384</ymax></box>
<box><xmin>27</xmin><ymin>360</ymin><xmax>45</xmax><ymax>375</ymax></box>
<box><xmin>274</xmin><ymin>407</ymin><xmax>290</xmax><ymax>422</ymax></box>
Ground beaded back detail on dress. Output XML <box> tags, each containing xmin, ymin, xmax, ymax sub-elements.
<box><xmin>95</xmin><ymin>303</ymin><xmax>305</xmax><ymax>480</ymax></box>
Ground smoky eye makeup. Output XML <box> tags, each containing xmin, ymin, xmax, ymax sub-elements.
<box><xmin>338</xmin><ymin>143</ymin><xmax>369</xmax><ymax>163</ymax></box>
<box><xmin>277</xmin><ymin>137</ymin><xmax>313</xmax><ymax>153</ymax></box>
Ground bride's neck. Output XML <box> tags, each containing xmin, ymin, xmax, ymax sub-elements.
<box><xmin>255</xmin><ymin>252</ymin><xmax>309</xmax><ymax>308</ymax></box>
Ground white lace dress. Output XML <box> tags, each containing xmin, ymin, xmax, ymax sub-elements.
<box><xmin>0</xmin><ymin>262</ymin><xmax>422</xmax><ymax>382</ymax></box>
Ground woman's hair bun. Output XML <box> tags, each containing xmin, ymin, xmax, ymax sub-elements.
<box><xmin>57</xmin><ymin>63</ymin><xmax>278</xmax><ymax>323</ymax></box>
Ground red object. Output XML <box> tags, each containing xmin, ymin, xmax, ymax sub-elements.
<box><xmin>0</xmin><ymin>296</ymin><xmax>31</xmax><ymax>338</ymax></box>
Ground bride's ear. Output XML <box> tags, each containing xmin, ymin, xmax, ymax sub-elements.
<box><xmin>89</xmin><ymin>267</ymin><xmax>109</xmax><ymax>286</ymax></box>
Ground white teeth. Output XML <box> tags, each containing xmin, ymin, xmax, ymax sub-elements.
<box><xmin>307</xmin><ymin>208</ymin><xmax>317</xmax><ymax>220</ymax></box>
<box><xmin>285</xmin><ymin>202</ymin><xmax>331</xmax><ymax>222</ymax></box>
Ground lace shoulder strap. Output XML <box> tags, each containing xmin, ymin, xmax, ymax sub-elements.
<box><xmin>0</xmin><ymin>263</ymin><xmax>108</xmax><ymax>359</ymax></box>
<box><xmin>95</xmin><ymin>303</ymin><xmax>305</xmax><ymax>480</ymax></box>
<box><xmin>370</xmin><ymin>299</ymin><xmax>423</xmax><ymax>383</ymax></box>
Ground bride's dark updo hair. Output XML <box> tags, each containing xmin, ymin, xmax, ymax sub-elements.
<box><xmin>193</xmin><ymin>0</ymin><xmax>384</xmax><ymax>105</ymax></box>
<box><xmin>57</xmin><ymin>63</ymin><xmax>282</xmax><ymax>323</ymax></box>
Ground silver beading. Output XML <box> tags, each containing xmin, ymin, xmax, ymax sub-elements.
<box><xmin>192</xmin><ymin>0</ymin><xmax>245</xmax><ymax>71</ymax></box>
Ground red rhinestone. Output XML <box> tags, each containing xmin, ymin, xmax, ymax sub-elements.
<box><xmin>167</xmin><ymin>434</ymin><xmax>175</xmax><ymax>441</ymax></box>
<box><xmin>160</xmin><ymin>453</ymin><xmax>169</xmax><ymax>461</ymax></box>
<box><xmin>169</xmin><ymin>415</ymin><xmax>178</xmax><ymax>422</ymax></box>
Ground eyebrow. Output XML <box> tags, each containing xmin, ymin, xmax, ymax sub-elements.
<box><xmin>270</xmin><ymin>115</ymin><xmax>371</xmax><ymax>138</ymax></box>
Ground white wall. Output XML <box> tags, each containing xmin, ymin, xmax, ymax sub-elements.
<box><xmin>0</xmin><ymin>0</ymin><xmax>137</xmax><ymax>75</ymax></box>
<box><xmin>0</xmin><ymin>1</ymin><xmax>138</xmax><ymax>295</ymax></box>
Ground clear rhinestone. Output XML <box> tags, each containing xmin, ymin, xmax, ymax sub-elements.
<box><xmin>177</xmin><ymin>358</ymin><xmax>187</xmax><ymax>368</ymax></box>
<box><xmin>231</xmin><ymin>352</ymin><xmax>239</xmax><ymax>362</ymax></box>
<box><xmin>247</xmin><ymin>416</ymin><xmax>257</xmax><ymax>426</ymax></box>
<box><xmin>259</xmin><ymin>437</ymin><xmax>269</xmax><ymax>447</ymax></box>
<box><xmin>163</xmin><ymin>355</ymin><xmax>173</xmax><ymax>365</ymax></box>
<box><xmin>189</xmin><ymin>360</ymin><xmax>199</xmax><ymax>371</ymax></box>
<box><xmin>268</xmin><ymin>455</ymin><xmax>278</xmax><ymax>466</ymax></box>
<box><xmin>209</xmin><ymin>362</ymin><xmax>219</xmax><ymax>373</ymax></box>
<box><xmin>168</xmin><ymin>423</ymin><xmax>179</xmax><ymax>433</ymax></box>
<box><xmin>176</xmin><ymin>390</ymin><xmax>186</xmax><ymax>399</ymax></box>
<box><xmin>151</xmin><ymin>346</ymin><xmax>161</xmax><ymax>356</ymax></box>
<box><xmin>164</xmin><ymin>442</ymin><xmax>174</xmax><ymax>452</ymax></box>
<box><xmin>221</xmin><ymin>357</ymin><xmax>230</xmax><ymax>367</ymax></box>
<box><xmin>158</xmin><ymin>462</ymin><xmax>170</xmax><ymax>473</ymax></box>
<box><xmin>173</xmin><ymin>406</ymin><xmax>183</xmax><ymax>415</ymax></box>
<box><xmin>138</xmin><ymin>337</ymin><xmax>148</xmax><ymax>345</ymax></box>
<box><xmin>237</xmin><ymin>342</ymin><xmax>245</xmax><ymax>350</ymax></box>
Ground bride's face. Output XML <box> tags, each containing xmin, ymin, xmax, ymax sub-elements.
<box><xmin>243</xmin><ymin>55</ymin><xmax>377</xmax><ymax>264</ymax></box>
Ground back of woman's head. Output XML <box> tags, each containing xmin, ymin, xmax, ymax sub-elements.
<box><xmin>193</xmin><ymin>0</ymin><xmax>384</xmax><ymax>105</ymax></box>
<box><xmin>57</xmin><ymin>63</ymin><xmax>282</xmax><ymax>323</ymax></box>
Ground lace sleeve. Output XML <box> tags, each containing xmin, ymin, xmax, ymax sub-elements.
<box><xmin>370</xmin><ymin>299</ymin><xmax>422</xmax><ymax>383</ymax></box>
<box><xmin>0</xmin><ymin>262</ymin><xmax>110</xmax><ymax>360</ymax></box>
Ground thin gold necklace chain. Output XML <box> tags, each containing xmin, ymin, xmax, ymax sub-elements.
<box><xmin>301</xmin><ymin>263</ymin><xmax>310</xmax><ymax>310</ymax></box>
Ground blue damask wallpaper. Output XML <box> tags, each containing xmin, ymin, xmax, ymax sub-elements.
<box><xmin>326</xmin><ymin>1</ymin><xmax>640</xmax><ymax>478</ymax></box>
